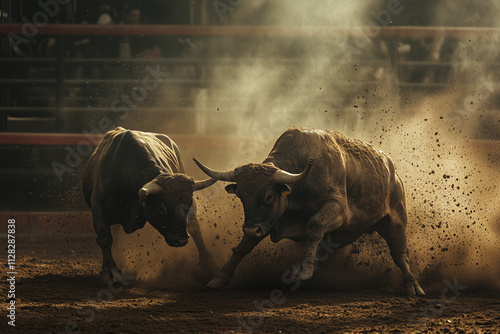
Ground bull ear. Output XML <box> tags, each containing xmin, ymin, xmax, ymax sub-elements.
<box><xmin>280</xmin><ymin>184</ymin><xmax>292</xmax><ymax>196</ymax></box>
<box><xmin>225</xmin><ymin>184</ymin><xmax>238</xmax><ymax>196</ymax></box>
<box><xmin>281</xmin><ymin>184</ymin><xmax>292</xmax><ymax>196</ymax></box>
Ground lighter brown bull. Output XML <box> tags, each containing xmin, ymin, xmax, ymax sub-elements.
<box><xmin>195</xmin><ymin>127</ymin><xmax>425</xmax><ymax>296</ymax></box>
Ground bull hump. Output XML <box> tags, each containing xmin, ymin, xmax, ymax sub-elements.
<box><xmin>89</xmin><ymin>129</ymin><xmax>181</xmax><ymax>187</ymax></box>
<box><xmin>117</xmin><ymin>130</ymin><xmax>179</xmax><ymax>171</ymax></box>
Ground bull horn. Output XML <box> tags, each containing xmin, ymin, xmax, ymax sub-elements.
<box><xmin>271</xmin><ymin>161</ymin><xmax>313</xmax><ymax>184</ymax></box>
<box><xmin>138</xmin><ymin>180</ymin><xmax>162</xmax><ymax>199</ymax></box>
<box><xmin>193</xmin><ymin>158</ymin><xmax>236</xmax><ymax>182</ymax></box>
<box><xmin>193</xmin><ymin>178</ymin><xmax>217</xmax><ymax>191</ymax></box>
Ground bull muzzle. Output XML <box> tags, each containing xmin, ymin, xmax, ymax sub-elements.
<box><xmin>175</xmin><ymin>238</ymin><xmax>189</xmax><ymax>247</ymax></box>
<box><xmin>243</xmin><ymin>225</ymin><xmax>266</xmax><ymax>238</ymax></box>
<box><xmin>165</xmin><ymin>235</ymin><xmax>189</xmax><ymax>247</ymax></box>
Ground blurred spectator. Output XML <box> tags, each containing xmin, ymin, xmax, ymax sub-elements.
<box><xmin>95</xmin><ymin>0</ymin><xmax>118</xmax><ymax>25</ymax></box>
<box><xmin>118</xmin><ymin>4</ymin><xmax>162</xmax><ymax>59</ymax></box>
<box><xmin>74</xmin><ymin>0</ymin><xmax>118</xmax><ymax>83</ymax></box>
<box><xmin>123</xmin><ymin>5</ymin><xmax>142</xmax><ymax>25</ymax></box>
<box><xmin>86</xmin><ymin>0</ymin><xmax>119</xmax><ymax>59</ymax></box>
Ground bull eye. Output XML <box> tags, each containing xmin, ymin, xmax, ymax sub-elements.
<box><xmin>264</xmin><ymin>190</ymin><xmax>274</xmax><ymax>204</ymax></box>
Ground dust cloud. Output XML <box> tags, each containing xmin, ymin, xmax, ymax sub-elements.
<box><xmin>113</xmin><ymin>0</ymin><xmax>499</xmax><ymax>292</ymax></box>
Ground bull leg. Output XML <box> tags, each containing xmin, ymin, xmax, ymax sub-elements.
<box><xmin>376</xmin><ymin>203</ymin><xmax>425</xmax><ymax>297</ymax></box>
<box><xmin>186</xmin><ymin>199</ymin><xmax>216</xmax><ymax>278</ymax></box>
<box><xmin>92</xmin><ymin>201</ymin><xmax>122</xmax><ymax>284</ymax></box>
<box><xmin>291</xmin><ymin>201</ymin><xmax>346</xmax><ymax>281</ymax></box>
<box><xmin>206</xmin><ymin>235</ymin><xmax>263</xmax><ymax>289</ymax></box>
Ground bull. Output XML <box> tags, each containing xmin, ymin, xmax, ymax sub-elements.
<box><xmin>194</xmin><ymin>127</ymin><xmax>425</xmax><ymax>296</ymax></box>
<box><xmin>83</xmin><ymin>127</ymin><xmax>216</xmax><ymax>283</ymax></box>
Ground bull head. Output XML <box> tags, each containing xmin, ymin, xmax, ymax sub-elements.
<box><xmin>137</xmin><ymin>174</ymin><xmax>216</xmax><ymax>247</ymax></box>
<box><xmin>193</xmin><ymin>158</ymin><xmax>313</xmax><ymax>238</ymax></box>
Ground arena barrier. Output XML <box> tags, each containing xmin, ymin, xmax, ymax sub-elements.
<box><xmin>1</xmin><ymin>24</ymin><xmax>500</xmax><ymax>38</ymax></box>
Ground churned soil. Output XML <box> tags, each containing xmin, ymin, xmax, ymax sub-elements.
<box><xmin>2</xmin><ymin>237</ymin><xmax>499</xmax><ymax>334</ymax></box>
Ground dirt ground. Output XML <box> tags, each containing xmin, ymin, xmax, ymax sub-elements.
<box><xmin>2</xmin><ymin>236</ymin><xmax>499</xmax><ymax>334</ymax></box>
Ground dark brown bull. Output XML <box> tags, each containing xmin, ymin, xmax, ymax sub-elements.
<box><xmin>194</xmin><ymin>127</ymin><xmax>425</xmax><ymax>296</ymax></box>
<box><xmin>84</xmin><ymin>127</ymin><xmax>216</xmax><ymax>284</ymax></box>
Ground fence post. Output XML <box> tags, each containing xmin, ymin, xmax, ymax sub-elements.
<box><xmin>55</xmin><ymin>36</ymin><xmax>66</xmax><ymax>132</ymax></box>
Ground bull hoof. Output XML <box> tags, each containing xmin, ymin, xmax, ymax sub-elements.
<box><xmin>206</xmin><ymin>273</ymin><xmax>231</xmax><ymax>289</ymax></box>
<box><xmin>299</xmin><ymin>268</ymin><xmax>314</xmax><ymax>281</ymax></box>
<box><xmin>100</xmin><ymin>268</ymin><xmax>123</xmax><ymax>285</ymax></box>
<box><xmin>290</xmin><ymin>263</ymin><xmax>315</xmax><ymax>281</ymax></box>
<box><xmin>406</xmin><ymin>281</ymin><xmax>426</xmax><ymax>297</ymax></box>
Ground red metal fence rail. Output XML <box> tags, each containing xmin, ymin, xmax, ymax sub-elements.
<box><xmin>1</xmin><ymin>24</ymin><xmax>500</xmax><ymax>38</ymax></box>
